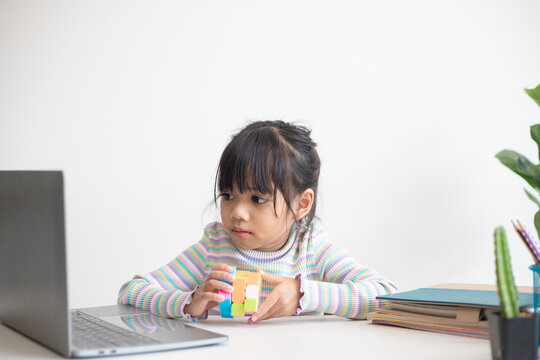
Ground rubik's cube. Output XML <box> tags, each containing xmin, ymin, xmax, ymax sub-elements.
<box><xmin>218</xmin><ymin>266</ymin><xmax>262</xmax><ymax>318</ymax></box>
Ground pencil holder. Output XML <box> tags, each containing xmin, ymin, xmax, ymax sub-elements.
<box><xmin>530</xmin><ymin>265</ymin><xmax>540</xmax><ymax>313</ymax></box>
<box><xmin>530</xmin><ymin>264</ymin><xmax>540</xmax><ymax>344</ymax></box>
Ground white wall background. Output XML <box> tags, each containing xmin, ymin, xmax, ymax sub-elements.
<box><xmin>1</xmin><ymin>0</ymin><xmax>540</xmax><ymax>308</ymax></box>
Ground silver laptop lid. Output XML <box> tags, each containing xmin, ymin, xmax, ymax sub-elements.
<box><xmin>0</xmin><ymin>171</ymin><xmax>71</xmax><ymax>357</ymax></box>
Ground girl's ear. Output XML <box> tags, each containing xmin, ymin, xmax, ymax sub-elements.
<box><xmin>295</xmin><ymin>188</ymin><xmax>314</xmax><ymax>221</ymax></box>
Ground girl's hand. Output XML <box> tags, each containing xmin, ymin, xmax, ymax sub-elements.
<box><xmin>248</xmin><ymin>270</ymin><xmax>302</xmax><ymax>324</ymax></box>
<box><xmin>184</xmin><ymin>263</ymin><xmax>235</xmax><ymax>319</ymax></box>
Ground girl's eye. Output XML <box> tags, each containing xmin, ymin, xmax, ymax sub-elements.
<box><xmin>221</xmin><ymin>193</ymin><xmax>235</xmax><ymax>201</ymax></box>
<box><xmin>251</xmin><ymin>196</ymin><xmax>267</xmax><ymax>204</ymax></box>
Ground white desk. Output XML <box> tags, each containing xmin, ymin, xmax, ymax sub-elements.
<box><xmin>0</xmin><ymin>314</ymin><xmax>492</xmax><ymax>360</ymax></box>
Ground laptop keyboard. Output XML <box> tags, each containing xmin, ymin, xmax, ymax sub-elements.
<box><xmin>71</xmin><ymin>310</ymin><xmax>159</xmax><ymax>349</ymax></box>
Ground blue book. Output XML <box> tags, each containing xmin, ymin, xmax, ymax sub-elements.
<box><xmin>377</xmin><ymin>287</ymin><xmax>534</xmax><ymax>309</ymax></box>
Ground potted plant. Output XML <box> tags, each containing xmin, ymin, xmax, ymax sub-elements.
<box><xmin>495</xmin><ymin>84</ymin><xmax>540</xmax><ymax>239</ymax></box>
<box><xmin>487</xmin><ymin>226</ymin><xmax>539</xmax><ymax>360</ymax></box>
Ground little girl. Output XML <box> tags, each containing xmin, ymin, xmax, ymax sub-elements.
<box><xmin>118</xmin><ymin>121</ymin><xmax>397</xmax><ymax>323</ymax></box>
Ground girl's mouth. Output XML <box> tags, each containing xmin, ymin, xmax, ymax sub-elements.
<box><xmin>232</xmin><ymin>227</ymin><xmax>251</xmax><ymax>238</ymax></box>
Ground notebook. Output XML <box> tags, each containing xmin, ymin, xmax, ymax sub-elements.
<box><xmin>376</xmin><ymin>286</ymin><xmax>534</xmax><ymax>309</ymax></box>
<box><xmin>0</xmin><ymin>171</ymin><xmax>228</xmax><ymax>358</ymax></box>
<box><xmin>368</xmin><ymin>283</ymin><xmax>534</xmax><ymax>339</ymax></box>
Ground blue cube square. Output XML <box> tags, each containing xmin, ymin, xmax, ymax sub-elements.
<box><xmin>219</xmin><ymin>298</ymin><xmax>233</xmax><ymax>318</ymax></box>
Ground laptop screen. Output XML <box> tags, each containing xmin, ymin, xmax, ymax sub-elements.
<box><xmin>0</xmin><ymin>171</ymin><xmax>71</xmax><ymax>357</ymax></box>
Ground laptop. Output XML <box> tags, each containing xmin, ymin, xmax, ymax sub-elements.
<box><xmin>0</xmin><ymin>171</ymin><xmax>228</xmax><ymax>358</ymax></box>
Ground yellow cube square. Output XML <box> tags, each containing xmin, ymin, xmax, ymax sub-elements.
<box><xmin>231</xmin><ymin>303</ymin><xmax>245</xmax><ymax>316</ymax></box>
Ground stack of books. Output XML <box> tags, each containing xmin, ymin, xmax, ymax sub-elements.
<box><xmin>367</xmin><ymin>283</ymin><xmax>534</xmax><ymax>339</ymax></box>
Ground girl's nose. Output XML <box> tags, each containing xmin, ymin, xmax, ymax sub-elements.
<box><xmin>231</xmin><ymin>202</ymin><xmax>249</xmax><ymax>222</ymax></box>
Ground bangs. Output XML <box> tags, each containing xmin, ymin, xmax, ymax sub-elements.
<box><xmin>217</xmin><ymin>128</ymin><xmax>285</xmax><ymax>196</ymax></box>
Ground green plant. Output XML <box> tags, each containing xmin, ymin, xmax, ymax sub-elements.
<box><xmin>494</xmin><ymin>226</ymin><xmax>519</xmax><ymax>318</ymax></box>
<box><xmin>495</xmin><ymin>84</ymin><xmax>540</xmax><ymax>240</ymax></box>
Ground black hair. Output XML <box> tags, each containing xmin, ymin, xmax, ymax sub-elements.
<box><xmin>214</xmin><ymin>120</ymin><xmax>321</xmax><ymax>225</ymax></box>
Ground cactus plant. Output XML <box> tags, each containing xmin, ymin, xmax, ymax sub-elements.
<box><xmin>495</xmin><ymin>84</ymin><xmax>540</xmax><ymax>241</ymax></box>
<box><xmin>494</xmin><ymin>226</ymin><xmax>520</xmax><ymax>318</ymax></box>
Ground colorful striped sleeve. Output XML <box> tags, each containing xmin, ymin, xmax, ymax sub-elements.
<box><xmin>117</xmin><ymin>229</ymin><xmax>210</xmax><ymax>320</ymax></box>
<box><xmin>298</xmin><ymin>230</ymin><xmax>398</xmax><ymax>320</ymax></box>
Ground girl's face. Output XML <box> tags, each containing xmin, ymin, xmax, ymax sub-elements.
<box><xmin>219</xmin><ymin>185</ymin><xmax>296</xmax><ymax>252</ymax></box>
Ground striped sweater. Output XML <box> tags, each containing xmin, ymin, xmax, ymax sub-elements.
<box><xmin>118</xmin><ymin>221</ymin><xmax>398</xmax><ymax>320</ymax></box>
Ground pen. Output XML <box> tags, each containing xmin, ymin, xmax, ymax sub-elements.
<box><xmin>511</xmin><ymin>220</ymin><xmax>540</xmax><ymax>265</ymax></box>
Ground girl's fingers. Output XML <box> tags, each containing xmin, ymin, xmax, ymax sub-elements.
<box><xmin>207</xmin><ymin>270</ymin><xmax>235</xmax><ymax>283</ymax></box>
<box><xmin>256</xmin><ymin>304</ymin><xmax>280</xmax><ymax>322</ymax></box>
<box><xmin>203</xmin><ymin>291</ymin><xmax>224</xmax><ymax>303</ymax></box>
<box><xmin>212</xmin><ymin>263</ymin><xmax>234</xmax><ymax>272</ymax></box>
<box><xmin>187</xmin><ymin>290</ymin><xmax>223</xmax><ymax>318</ymax></box>
<box><xmin>250</xmin><ymin>292</ymin><xmax>279</xmax><ymax>323</ymax></box>
<box><xmin>196</xmin><ymin>289</ymin><xmax>224</xmax><ymax>304</ymax></box>
<box><xmin>259</xmin><ymin>270</ymin><xmax>284</xmax><ymax>285</ymax></box>
<box><xmin>206</xmin><ymin>278</ymin><xmax>234</xmax><ymax>293</ymax></box>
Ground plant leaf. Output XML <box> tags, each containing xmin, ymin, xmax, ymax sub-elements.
<box><xmin>517</xmin><ymin>156</ymin><xmax>540</xmax><ymax>182</ymax></box>
<box><xmin>535</xmin><ymin>211</ymin><xmax>540</xmax><ymax>248</ymax></box>
<box><xmin>495</xmin><ymin>150</ymin><xmax>540</xmax><ymax>191</ymax></box>
<box><xmin>525</xmin><ymin>188</ymin><xmax>540</xmax><ymax>209</ymax></box>
<box><xmin>531</xmin><ymin>124</ymin><xmax>540</xmax><ymax>162</ymax></box>
<box><xmin>525</xmin><ymin>84</ymin><xmax>540</xmax><ymax>107</ymax></box>
<box><xmin>516</xmin><ymin>155</ymin><xmax>534</xmax><ymax>172</ymax></box>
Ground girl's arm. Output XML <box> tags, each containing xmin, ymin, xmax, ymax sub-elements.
<box><xmin>299</xmin><ymin>233</ymin><xmax>398</xmax><ymax>320</ymax></box>
<box><xmin>117</xmin><ymin>231</ymin><xmax>211</xmax><ymax>320</ymax></box>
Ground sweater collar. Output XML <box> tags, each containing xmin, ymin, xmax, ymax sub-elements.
<box><xmin>231</xmin><ymin>224</ymin><xmax>300</xmax><ymax>263</ymax></box>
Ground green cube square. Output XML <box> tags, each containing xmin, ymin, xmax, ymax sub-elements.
<box><xmin>231</xmin><ymin>303</ymin><xmax>245</xmax><ymax>316</ymax></box>
<box><xmin>244</xmin><ymin>298</ymin><xmax>258</xmax><ymax>312</ymax></box>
